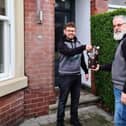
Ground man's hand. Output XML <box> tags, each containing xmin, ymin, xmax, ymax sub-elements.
<box><xmin>86</xmin><ymin>44</ymin><xmax>92</xmax><ymax>51</ymax></box>
<box><xmin>121</xmin><ymin>92</ymin><xmax>126</xmax><ymax>104</ymax></box>
<box><xmin>91</xmin><ymin>64</ymin><xmax>100</xmax><ymax>71</ymax></box>
<box><xmin>85</xmin><ymin>74</ymin><xmax>89</xmax><ymax>80</ymax></box>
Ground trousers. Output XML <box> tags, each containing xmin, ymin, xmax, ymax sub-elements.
<box><xmin>114</xmin><ymin>87</ymin><xmax>126</xmax><ymax>126</ymax></box>
<box><xmin>57</xmin><ymin>74</ymin><xmax>81</xmax><ymax>122</ymax></box>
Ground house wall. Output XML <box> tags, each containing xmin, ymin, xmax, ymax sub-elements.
<box><xmin>23</xmin><ymin>0</ymin><xmax>108</xmax><ymax>118</ymax></box>
<box><xmin>24</xmin><ymin>0</ymin><xmax>56</xmax><ymax>117</ymax></box>
<box><xmin>91</xmin><ymin>0</ymin><xmax>108</xmax><ymax>15</ymax></box>
<box><xmin>0</xmin><ymin>91</ymin><xmax>24</xmax><ymax>126</ymax></box>
<box><xmin>90</xmin><ymin>0</ymin><xmax>108</xmax><ymax>94</ymax></box>
<box><xmin>0</xmin><ymin>0</ymin><xmax>108</xmax><ymax>126</ymax></box>
<box><xmin>0</xmin><ymin>0</ymin><xmax>26</xmax><ymax>126</ymax></box>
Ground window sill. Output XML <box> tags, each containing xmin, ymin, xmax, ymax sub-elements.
<box><xmin>0</xmin><ymin>76</ymin><xmax>28</xmax><ymax>97</ymax></box>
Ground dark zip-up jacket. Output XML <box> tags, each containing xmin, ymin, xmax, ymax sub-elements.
<box><xmin>100</xmin><ymin>35</ymin><xmax>126</xmax><ymax>93</ymax></box>
<box><xmin>58</xmin><ymin>36</ymin><xmax>88</xmax><ymax>75</ymax></box>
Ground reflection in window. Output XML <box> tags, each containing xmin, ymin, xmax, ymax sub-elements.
<box><xmin>0</xmin><ymin>21</ymin><xmax>4</xmax><ymax>73</ymax></box>
<box><xmin>108</xmin><ymin>0</ymin><xmax>126</xmax><ymax>6</ymax></box>
<box><xmin>0</xmin><ymin>0</ymin><xmax>5</xmax><ymax>15</ymax></box>
<box><xmin>55</xmin><ymin>0</ymin><xmax>70</xmax><ymax>10</ymax></box>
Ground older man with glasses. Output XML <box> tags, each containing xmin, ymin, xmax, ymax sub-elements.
<box><xmin>93</xmin><ymin>15</ymin><xmax>126</xmax><ymax>126</ymax></box>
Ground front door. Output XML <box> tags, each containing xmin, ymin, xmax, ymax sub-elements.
<box><xmin>55</xmin><ymin>0</ymin><xmax>75</xmax><ymax>86</ymax></box>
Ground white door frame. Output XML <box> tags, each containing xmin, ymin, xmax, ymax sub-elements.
<box><xmin>75</xmin><ymin>0</ymin><xmax>91</xmax><ymax>87</ymax></box>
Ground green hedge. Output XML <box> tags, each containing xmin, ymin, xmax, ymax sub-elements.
<box><xmin>91</xmin><ymin>9</ymin><xmax>126</xmax><ymax>113</ymax></box>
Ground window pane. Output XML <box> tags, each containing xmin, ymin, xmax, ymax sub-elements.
<box><xmin>0</xmin><ymin>0</ymin><xmax>6</xmax><ymax>15</ymax></box>
<box><xmin>0</xmin><ymin>21</ymin><xmax>4</xmax><ymax>73</ymax></box>
<box><xmin>55</xmin><ymin>0</ymin><xmax>71</xmax><ymax>10</ymax></box>
<box><xmin>108</xmin><ymin>0</ymin><xmax>126</xmax><ymax>6</ymax></box>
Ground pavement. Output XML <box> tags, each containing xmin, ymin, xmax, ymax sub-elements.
<box><xmin>19</xmin><ymin>105</ymin><xmax>114</xmax><ymax>126</ymax></box>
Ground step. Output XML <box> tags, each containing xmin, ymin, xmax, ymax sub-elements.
<box><xmin>49</xmin><ymin>89</ymin><xmax>100</xmax><ymax>114</ymax></box>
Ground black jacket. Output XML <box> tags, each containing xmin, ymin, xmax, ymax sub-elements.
<box><xmin>58</xmin><ymin>36</ymin><xmax>88</xmax><ymax>75</ymax></box>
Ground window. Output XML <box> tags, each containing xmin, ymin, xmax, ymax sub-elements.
<box><xmin>108</xmin><ymin>0</ymin><xmax>126</xmax><ymax>6</ymax></box>
<box><xmin>0</xmin><ymin>0</ymin><xmax>14</xmax><ymax>81</ymax></box>
<box><xmin>108</xmin><ymin>0</ymin><xmax>126</xmax><ymax>11</ymax></box>
<box><xmin>0</xmin><ymin>0</ymin><xmax>27</xmax><ymax>97</ymax></box>
<box><xmin>0</xmin><ymin>0</ymin><xmax>5</xmax><ymax>15</ymax></box>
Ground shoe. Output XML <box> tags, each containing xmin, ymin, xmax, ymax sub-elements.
<box><xmin>56</xmin><ymin>121</ymin><xmax>65</xmax><ymax>126</ymax></box>
<box><xmin>70</xmin><ymin>120</ymin><xmax>82</xmax><ymax>126</ymax></box>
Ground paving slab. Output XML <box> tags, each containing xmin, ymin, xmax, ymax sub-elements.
<box><xmin>19</xmin><ymin>105</ymin><xmax>114</xmax><ymax>126</ymax></box>
<box><xmin>19</xmin><ymin>118</ymin><xmax>39</xmax><ymax>126</ymax></box>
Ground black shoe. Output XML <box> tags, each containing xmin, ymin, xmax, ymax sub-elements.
<box><xmin>70</xmin><ymin>120</ymin><xmax>82</xmax><ymax>126</ymax></box>
<box><xmin>56</xmin><ymin>121</ymin><xmax>65</xmax><ymax>126</ymax></box>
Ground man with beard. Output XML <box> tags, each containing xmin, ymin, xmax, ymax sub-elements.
<box><xmin>93</xmin><ymin>15</ymin><xmax>126</xmax><ymax>126</ymax></box>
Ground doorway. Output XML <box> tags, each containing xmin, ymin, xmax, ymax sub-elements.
<box><xmin>75</xmin><ymin>0</ymin><xmax>91</xmax><ymax>87</ymax></box>
<box><xmin>55</xmin><ymin>0</ymin><xmax>75</xmax><ymax>86</ymax></box>
<box><xmin>55</xmin><ymin>0</ymin><xmax>91</xmax><ymax>87</ymax></box>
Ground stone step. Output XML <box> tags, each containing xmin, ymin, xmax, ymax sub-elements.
<box><xmin>49</xmin><ymin>88</ymin><xmax>100</xmax><ymax>114</ymax></box>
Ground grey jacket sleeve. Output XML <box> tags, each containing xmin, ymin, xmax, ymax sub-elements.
<box><xmin>122</xmin><ymin>40</ymin><xmax>126</xmax><ymax>93</ymax></box>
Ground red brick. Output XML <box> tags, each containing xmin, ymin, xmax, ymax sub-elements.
<box><xmin>0</xmin><ymin>0</ymin><xmax>108</xmax><ymax>125</ymax></box>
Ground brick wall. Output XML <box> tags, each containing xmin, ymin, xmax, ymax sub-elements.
<box><xmin>0</xmin><ymin>91</ymin><xmax>24</xmax><ymax>126</ymax></box>
<box><xmin>91</xmin><ymin>0</ymin><xmax>108</xmax><ymax>15</ymax></box>
<box><xmin>0</xmin><ymin>1</ymin><xmax>109</xmax><ymax>125</ymax></box>
<box><xmin>24</xmin><ymin>0</ymin><xmax>108</xmax><ymax>118</ymax></box>
<box><xmin>24</xmin><ymin>0</ymin><xmax>56</xmax><ymax>117</ymax></box>
<box><xmin>91</xmin><ymin>0</ymin><xmax>96</xmax><ymax>15</ymax></box>
<box><xmin>90</xmin><ymin>0</ymin><xmax>108</xmax><ymax>94</ymax></box>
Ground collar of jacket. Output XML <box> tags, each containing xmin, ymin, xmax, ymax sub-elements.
<box><xmin>63</xmin><ymin>35</ymin><xmax>77</xmax><ymax>43</ymax></box>
<box><xmin>119</xmin><ymin>34</ymin><xmax>126</xmax><ymax>43</ymax></box>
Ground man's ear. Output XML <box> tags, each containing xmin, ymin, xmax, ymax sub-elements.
<box><xmin>63</xmin><ymin>29</ymin><xmax>66</xmax><ymax>35</ymax></box>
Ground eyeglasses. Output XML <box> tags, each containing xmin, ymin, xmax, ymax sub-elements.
<box><xmin>66</xmin><ymin>30</ymin><xmax>75</xmax><ymax>32</ymax></box>
<box><xmin>113</xmin><ymin>23</ymin><xmax>126</xmax><ymax>28</ymax></box>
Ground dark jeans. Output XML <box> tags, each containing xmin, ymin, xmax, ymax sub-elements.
<box><xmin>57</xmin><ymin>74</ymin><xmax>81</xmax><ymax>122</ymax></box>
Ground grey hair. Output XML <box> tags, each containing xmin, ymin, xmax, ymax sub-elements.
<box><xmin>113</xmin><ymin>15</ymin><xmax>126</xmax><ymax>22</ymax></box>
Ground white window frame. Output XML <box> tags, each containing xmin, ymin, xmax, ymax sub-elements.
<box><xmin>0</xmin><ymin>0</ymin><xmax>15</xmax><ymax>81</ymax></box>
<box><xmin>0</xmin><ymin>0</ymin><xmax>27</xmax><ymax>97</ymax></box>
<box><xmin>108</xmin><ymin>4</ymin><xmax>126</xmax><ymax>11</ymax></box>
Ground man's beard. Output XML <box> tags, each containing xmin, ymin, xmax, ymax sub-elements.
<box><xmin>114</xmin><ymin>31</ymin><xmax>126</xmax><ymax>40</ymax></box>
